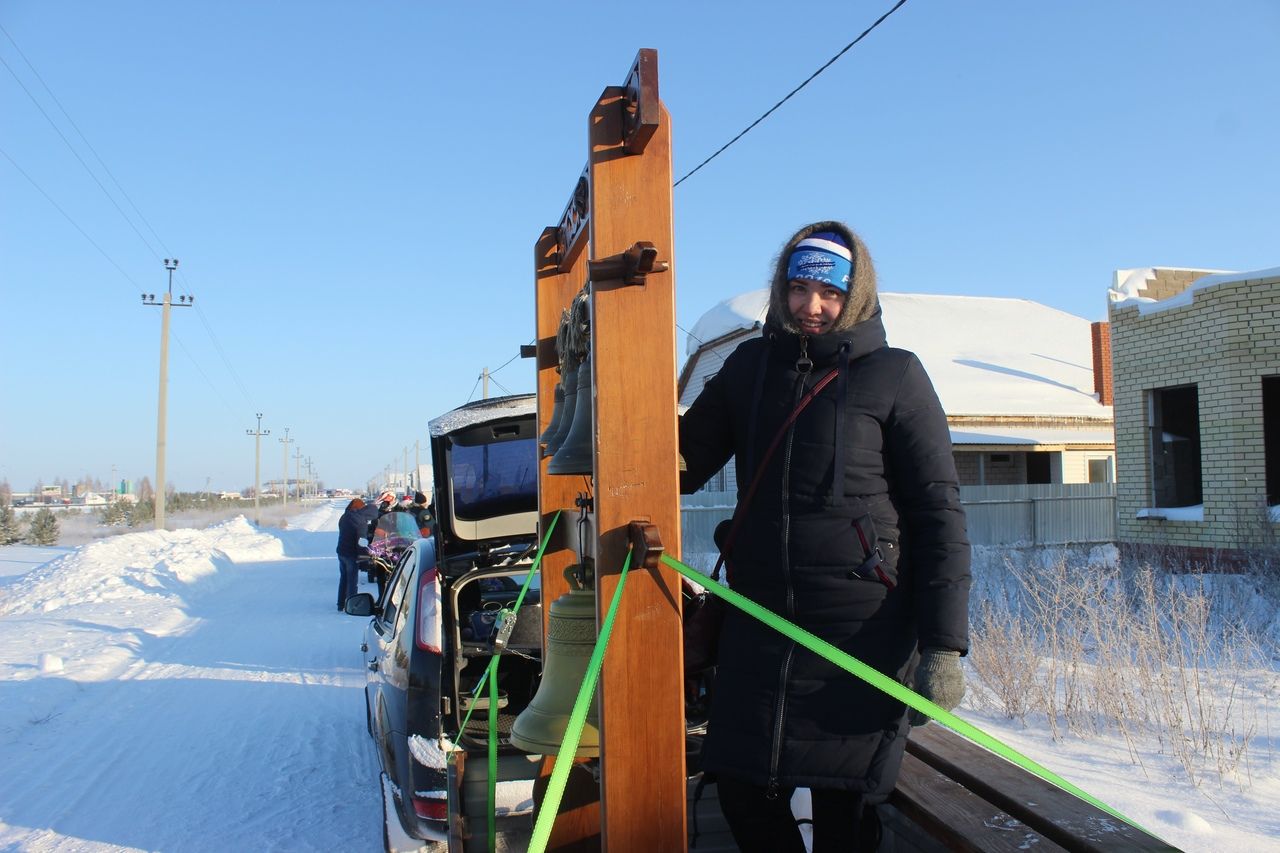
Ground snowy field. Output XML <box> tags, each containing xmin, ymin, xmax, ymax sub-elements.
<box><xmin>0</xmin><ymin>503</ymin><xmax>1276</xmax><ymax>851</ymax></box>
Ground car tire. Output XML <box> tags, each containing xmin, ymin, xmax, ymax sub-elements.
<box><xmin>365</xmin><ymin>689</ymin><xmax>374</xmax><ymax>738</ymax></box>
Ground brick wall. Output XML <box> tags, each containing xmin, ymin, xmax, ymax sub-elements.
<box><xmin>1091</xmin><ymin>322</ymin><xmax>1112</xmax><ymax>405</ymax></box>
<box><xmin>1110</xmin><ymin>270</ymin><xmax>1280</xmax><ymax>553</ymax></box>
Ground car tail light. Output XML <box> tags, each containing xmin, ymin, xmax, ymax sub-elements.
<box><xmin>412</xmin><ymin>795</ymin><xmax>448</xmax><ymax>821</ymax></box>
<box><xmin>415</xmin><ymin>566</ymin><xmax>442</xmax><ymax>652</ymax></box>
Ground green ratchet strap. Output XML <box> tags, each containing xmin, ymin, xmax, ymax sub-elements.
<box><xmin>528</xmin><ymin>547</ymin><xmax>633</xmax><ymax>853</ymax></box>
<box><xmin>659</xmin><ymin>552</ymin><xmax>1161</xmax><ymax>841</ymax></box>
<box><xmin>453</xmin><ymin>510</ymin><xmax>561</xmax><ymax>853</ymax></box>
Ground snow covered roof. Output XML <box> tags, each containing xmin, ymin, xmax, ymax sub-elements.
<box><xmin>685</xmin><ymin>290</ymin><xmax>1109</xmax><ymax>419</ymax></box>
<box><xmin>428</xmin><ymin>394</ymin><xmax>536</xmax><ymax>438</ymax></box>
<box><xmin>1109</xmin><ymin>266</ymin><xmax>1280</xmax><ymax>316</ymax></box>
<box><xmin>950</xmin><ymin>427</ymin><xmax>1114</xmax><ymax>446</ymax></box>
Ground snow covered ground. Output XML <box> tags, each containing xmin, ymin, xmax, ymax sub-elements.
<box><xmin>0</xmin><ymin>503</ymin><xmax>1276</xmax><ymax>851</ymax></box>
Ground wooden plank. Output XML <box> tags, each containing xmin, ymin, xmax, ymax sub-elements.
<box><xmin>907</xmin><ymin>725</ymin><xmax>1181</xmax><ymax>852</ymax></box>
<box><xmin>588</xmin><ymin>60</ymin><xmax>686</xmax><ymax>850</ymax></box>
<box><xmin>892</xmin><ymin>752</ymin><xmax>1070</xmax><ymax>853</ymax></box>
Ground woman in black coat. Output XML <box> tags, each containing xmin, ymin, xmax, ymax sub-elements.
<box><xmin>679</xmin><ymin>221</ymin><xmax>970</xmax><ymax>852</ymax></box>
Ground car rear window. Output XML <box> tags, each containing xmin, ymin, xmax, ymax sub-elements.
<box><xmin>450</xmin><ymin>437</ymin><xmax>537</xmax><ymax>521</ymax></box>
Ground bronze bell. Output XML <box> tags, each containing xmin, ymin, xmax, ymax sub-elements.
<box><xmin>544</xmin><ymin>360</ymin><xmax>579</xmax><ymax>458</ymax></box>
<box><xmin>508</xmin><ymin>570</ymin><xmax>600</xmax><ymax>757</ymax></box>
<box><xmin>547</xmin><ymin>354</ymin><xmax>593</xmax><ymax>475</ymax></box>
<box><xmin>539</xmin><ymin>383</ymin><xmax>566</xmax><ymax>458</ymax></box>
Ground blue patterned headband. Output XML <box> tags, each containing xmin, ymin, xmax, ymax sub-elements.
<box><xmin>787</xmin><ymin>231</ymin><xmax>853</xmax><ymax>292</ymax></box>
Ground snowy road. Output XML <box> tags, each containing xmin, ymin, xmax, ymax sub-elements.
<box><xmin>0</xmin><ymin>505</ymin><xmax>385</xmax><ymax>851</ymax></box>
<box><xmin>1</xmin><ymin>504</ymin><xmax>1277</xmax><ymax>852</ymax></box>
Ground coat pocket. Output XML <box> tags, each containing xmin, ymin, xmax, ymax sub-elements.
<box><xmin>849</xmin><ymin>514</ymin><xmax>896</xmax><ymax>590</ymax></box>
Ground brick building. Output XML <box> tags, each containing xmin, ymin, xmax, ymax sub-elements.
<box><xmin>1107</xmin><ymin>266</ymin><xmax>1280</xmax><ymax>567</ymax></box>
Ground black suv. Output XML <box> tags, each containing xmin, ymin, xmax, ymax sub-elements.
<box><xmin>347</xmin><ymin>395</ymin><xmax>545</xmax><ymax>851</ymax></box>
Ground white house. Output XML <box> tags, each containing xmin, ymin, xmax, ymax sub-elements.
<box><xmin>678</xmin><ymin>290</ymin><xmax>1115</xmax><ymax>493</ymax></box>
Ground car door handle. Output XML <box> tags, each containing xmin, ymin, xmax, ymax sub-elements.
<box><xmin>368</xmin><ymin>660</ymin><xmax>379</xmax><ymax>672</ymax></box>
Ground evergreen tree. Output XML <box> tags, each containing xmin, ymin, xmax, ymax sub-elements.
<box><xmin>26</xmin><ymin>507</ymin><xmax>59</xmax><ymax>545</ymax></box>
<box><xmin>0</xmin><ymin>501</ymin><xmax>22</xmax><ymax>545</ymax></box>
<box><xmin>100</xmin><ymin>499</ymin><xmax>128</xmax><ymax>526</ymax></box>
<box><xmin>129</xmin><ymin>498</ymin><xmax>155</xmax><ymax>527</ymax></box>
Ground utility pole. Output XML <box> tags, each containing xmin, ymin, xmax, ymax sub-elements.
<box><xmin>305</xmin><ymin>456</ymin><xmax>314</xmax><ymax>500</ymax></box>
<box><xmin>246</xmin><ymin>413</ymin><xmax>269</xmax><ymax>525</ymax></box>
<box><xmin>414</xmin><ymin>439</ymin><xmax>421</xmax><ymax>492</ymax></box>
<box><xmin>279</xmin><ymin>428</ymin><xmax>293</xmax><ymax>509</ymax></box>
<box><xmin>293</xmin><ymin>446</ymin><xmax>304</xmax><ymax>503</ymax></box>
<box><xmin>403</xmin><ymin>446</ymin><xmax>409</xmax><ymax>496</ymax></box>
<box><xmin>481</xmin><ymin>367</ymin><xmax>490</xmax><ymax>399</ymax></box>
<box><xmin>205</xmin><ymin>475</ymin><xmax>211</xmax><ymax>505</ymax></box>
<box><xmin>142</xmin><ymin>258</ymin><xmax>192</xmax><ymax>531</ymax></box>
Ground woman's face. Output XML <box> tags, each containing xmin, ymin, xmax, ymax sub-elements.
<box><xmin>788</xmin><ymin>279</ymin><xmax>846</xmax><ymax>335</ymax></box>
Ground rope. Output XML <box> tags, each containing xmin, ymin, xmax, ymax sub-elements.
<box><xmin>658</xmin><ymin>552</ymin><xmax>1164</xmax><ymax>841</ymax></box>
<box><xmin>527</xmin><ymin>547</ymin><xmax>633</xmax><ymax>853</ymax></box>
<box><xmin>452</xmin><ymin>510</ymin><xmax>561</xmax><ymax>852</ymax></box>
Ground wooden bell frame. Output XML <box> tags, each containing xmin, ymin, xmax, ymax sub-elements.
<box><xmin>532</xmin><ymin>48</ymin><xmax>686</xmax><ymax>851</ymax></box>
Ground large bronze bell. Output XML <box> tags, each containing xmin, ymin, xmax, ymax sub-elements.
<box><xmin>547</xmin><ymin>353</ymin><xmax>593</xmax><ymax>475</ymax></box>
<box><xmin>538</xmin><ymin>384</ymin><xmax>566</xmax><ymax>457</ymax></box>
<box><xmin>543</xmin><ymin>362</ymin><xmax>579</xmax><ymax>457</ymax></box>
<box><xmin>508</xmin><ymin>571</ymin><xmax>600</xmax><ymax>757</ymax></box>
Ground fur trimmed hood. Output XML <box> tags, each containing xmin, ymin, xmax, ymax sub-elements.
<box><xmin>767</xmin><ymin>220</ymin><xmax>879</xmax><ymax>335</ymax></box>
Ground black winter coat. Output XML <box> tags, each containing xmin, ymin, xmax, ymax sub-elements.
<box><xmin>336</xmin><ymin>504</ymin><xmax>377</xmax><ymax>558</ymax></box>
<box><xmin>678</xmin><ymin>311</ymin><xmax>970</xmax><ymax>797</ymax></box>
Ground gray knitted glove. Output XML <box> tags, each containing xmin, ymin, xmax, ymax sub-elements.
<box><xmin>908</xmin><ymin>648</ymin><xmax>964</xmax><ymax>727</ymax></box>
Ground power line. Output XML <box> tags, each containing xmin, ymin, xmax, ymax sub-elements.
<box><xmin>0</xmin><ymin>146</ymin><xmax>144</xmax><ymax>290</ymax></box>
<box><xmin>0</xmin><ymin>51</ymin><xmax>165</xmax><ymax>260</ymax></box>
<box><xmin>673</xmin><ymin>0</ymin><xmax>909</xmax><ymax>188</ymax></box>
<box><xmin>0</xmin><ymin>23</ymin><xmax>173</xmax><ymax>259</ymax></box>
<box><xmin>2</xmin><ymin>28</ymin><xmax>258</xmax><ymax>413</ymax></box>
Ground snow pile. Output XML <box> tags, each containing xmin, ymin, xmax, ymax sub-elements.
<box><xmin>0</xmin><ymin>515</ymin><xmax>282</xmax><ymax>618</ymax></box>
<box><xmin>1109</xmin><ymin>265</ymin><xmax>1280</xmax><ymax>315</ymax></box>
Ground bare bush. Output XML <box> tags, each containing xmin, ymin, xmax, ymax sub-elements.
<box><xmin>967</xmin><ymin>554</ymin><xmax>1276</xmax><ymax>790</ymax></box>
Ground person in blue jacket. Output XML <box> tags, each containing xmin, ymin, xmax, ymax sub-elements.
<box><xmin>336</xmin><ymin>497</ymin><xmax>378</xmax><ymax>611</ymax></box>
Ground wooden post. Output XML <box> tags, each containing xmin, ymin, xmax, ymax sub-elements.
<box><xmin>532</xmin><ymin>48</ymin><xmax>685</xmax><ymax>851</ymax></box>
<box><xmin>587</xmin><ymin>51</ymin><xmax>686</xmax><ymax>850</ymax></box>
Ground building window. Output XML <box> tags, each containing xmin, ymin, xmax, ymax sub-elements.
<box><xmin>1087</xmin><ymin>458</ymin><xmax>1112</xmax><ymax>484</ymax></box>
<box><xmin>1026</xmin><ymin>452</ymin><xmax>1052</xmax><ymax>485</ymax></box>
<box><xmin>1148</xmin><ymin>385</ymin><xmax>1202</xmax><ymax>507</ymax></box>
<box><xmin>700</xmin><ymin>466</ymin><xmax>727</xmax><ymax>494</ymax></box>
<box><xmin>1265</xmin><ymin>376</ymin><xmax>1279</xmax><ymax>506</ymax></box>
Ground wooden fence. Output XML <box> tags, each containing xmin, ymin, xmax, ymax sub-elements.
<box><xmin>681</xmin><ymin>483</ymin><xmax>1116</xmax><ymax>555</ymax></box>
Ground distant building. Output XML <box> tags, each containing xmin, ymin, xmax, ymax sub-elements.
<box><xmin>1106</xmin><ymin>265</ymin><xmax>1280</xmax><ymax>567</ymax></box>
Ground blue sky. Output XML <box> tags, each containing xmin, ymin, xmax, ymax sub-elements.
<box><xmin>2</xmin><ymin>1</ymin><xmax>1277</xmax><ymax>494</ymax></box>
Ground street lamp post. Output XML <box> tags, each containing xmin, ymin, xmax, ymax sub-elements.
<box><xmin>279</xmin><ymin>428</ymin><xmax>293</xmax><ymax>510</ymax></box>
<box><xmin>142</xmin><ymin>258</ymin><xmax>192</xmax><ymax>531</ymax></box>
<box><xmin>246</xmin><ymin>413</ymin><xmax>269</xmax><ymax>525</ymax></box>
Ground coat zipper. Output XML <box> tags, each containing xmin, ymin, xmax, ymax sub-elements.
<box><xmin>767</xmin><ymin>337</ymin><xmax>812</xmax><ymax>796</ymax></box>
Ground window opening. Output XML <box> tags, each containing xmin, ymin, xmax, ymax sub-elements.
<box><xmin>1264</xmin><ymin>376</ymin><xmax>1279</xmax><ymax>506</ymax></box>
<box><xmin>1026</xmin><ymin>452</ymin><xmax>1052</xmax><ymax>485</ymax></box>
<box><xmin>1149</xmin><ymin>385</ymin><xmax>1202</xmax><ymax>507</ymax></box>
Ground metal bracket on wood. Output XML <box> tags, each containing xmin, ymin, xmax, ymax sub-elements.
<box><xmin>588</xmin><ymin>241</ymin><xmax>668</xmax><ymax>288</ymax></box>
<box><xmin>627</xmin><ymin>521</ymin><xmax>664</xmax><ymax>571</ymax></box>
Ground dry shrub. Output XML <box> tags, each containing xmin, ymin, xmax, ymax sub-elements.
<box><xmin>967</xmin><ymin>554</ymin><xmax>1276</xmax><ymax>789</ymax></box>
